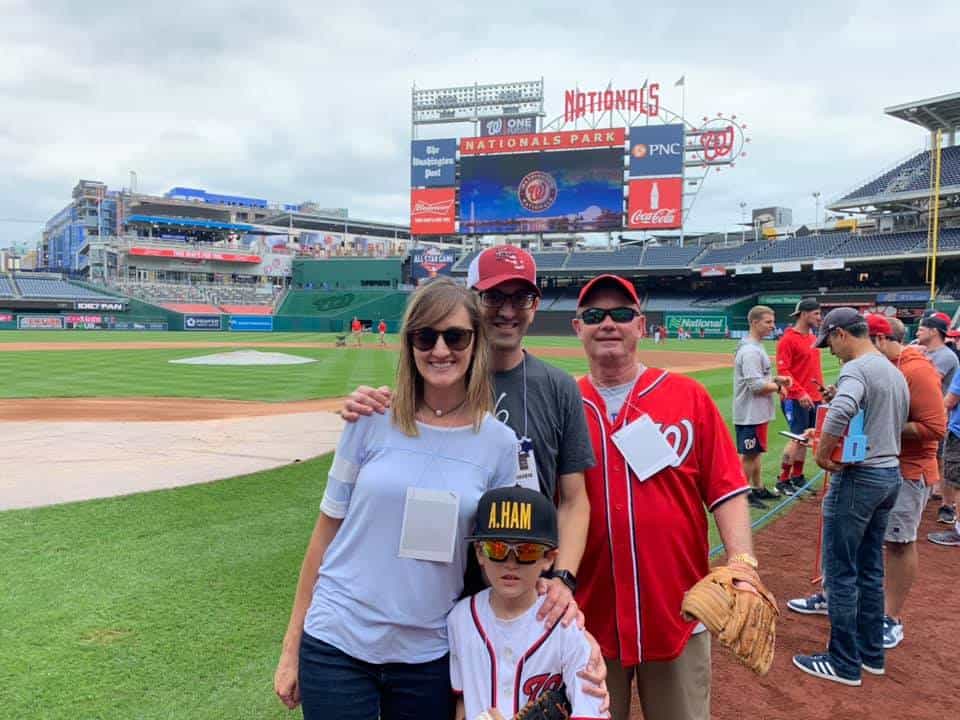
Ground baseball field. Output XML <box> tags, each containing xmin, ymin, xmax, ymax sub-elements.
<box><xmin>2</xmin><ymin>330</ymin><xmax>956</xmax><ymax>719</ymax></box>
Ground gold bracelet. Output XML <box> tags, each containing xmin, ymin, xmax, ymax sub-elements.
<box><xmin>729</xmin><ymin>552</ymin><xmax>759</xmax><ymax>570</ymax></box>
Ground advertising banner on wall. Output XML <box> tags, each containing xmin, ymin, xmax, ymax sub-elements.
<box><xmin>410</xmin><ymin>248</ymin><xmax>457</xmax><ymax>282</ymax></box>
<box><xmin>411</xmin><ymin>139</ymin><xmax>457</xmax><ymax>187</ymax></box>
<box><xmin>812</xmin><ymin>258</ymin><xmax>845</xmax><ymax>271</ymax></box>
<box><xmin>229</xmin><ymin>315</ymin><xmax>274</xmax><ymax>332</ymax></box>
<box><xmin>459</xmin><ymin>147</ymin><xmax>624</xmax><ymax>234</ymax></box>
<box><xmin>626</xmin><ymin>177</ymin><xmax>683</xmax><ymax>229</ymax></box>
<box><xmin>665</xmin><ymin>314</ymin><xmax>728</xmax><ymax>335</ymax></box>
<box><xmin>699</xmin><ymin>266</ymin><xmax>726</xmax><ymax>277</ymax></box>
<box><xmin>734</xmin><ymin>264</ymin><xmax>763</xmax><ymax>275</ymax></box>
<box><xmin>410</xmin><ymin>188</ymin><xmax>457</xmax><ymax>235</ymax></box>
<box><xmin>772</xmin><ymin>262</ymin><xmax>802</xmax><ymax>273</ymax></box>
<box><xmin>0</xmin><ymin>313</ymin><xmax>13</xmax><ymax>322</ymax></box>
<box><xmin>184</xmin><ymin>315</ymin><xmax>222</xmax><ymax>331</ymax></box>
<box><xmin>76</xmin><ymin>301</ymin><xmax>126</xmax><ymax>311</ymax></box>
<box><xmin>256</xmin><ymin>253</ymin><xmax>294</xmax><ymax>277</ymax></box>
<box><xmin>480</xmin><ymin>115</ymin><xmax>538</xmax><ymax>137</ymax></box>
<box><xmin>18</xmin><ymin>315</ymin><xmax>64</xmax><ymax>329</ymax></box>
<box><xmin>129</xmin><ymin>247</ymin><xmax>260</xmax><ymax>263</ymax></box>
<box><xmin>106</xmin><ymin>320</ymin><xmax>169</xmax><ymax>331</ymax></box>
<box><xmin>460</xmin><ymin>128</ymin><xmax>625</xmax><ymax>156</ymax></box>
<box><xmin>628</xmin><ymin>124</ymin><xmax>685</xmax><ymax>177</ymax></box>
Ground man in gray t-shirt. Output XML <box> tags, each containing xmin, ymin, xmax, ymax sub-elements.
<box><xmin>793</xmin><ymin>308</ymin><xmax>908</xmax><ymax>686</ymax></box>
<box><xmin>733</xmin><ymin>305</ymin><xmax>791</xmax><ymax>507</ymax></box>
<box><xmin>916</xmin><ymin>312</ymin><xmax>959</xmax><ymax>394</ymax></box>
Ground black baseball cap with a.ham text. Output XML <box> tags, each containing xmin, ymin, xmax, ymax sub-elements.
<box><xmin>466</xmin><ymin>486</ymin><xmax>558</xmax><ymax>547</ymax></box>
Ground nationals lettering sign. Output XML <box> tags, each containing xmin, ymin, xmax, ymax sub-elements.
<box><xmin>564</xmin><ymin>84</ymin><xmax>661</xmax><ymax>123</ymax></box>
<box><xmin>460</xmin><ymin>128</ymin><xmax>625</xmax><ymax>156</ymax></box>
<box><xmin>410</xmin><ymin>188</ymin><xmax>456</xmax><ymax>235</ymax></box>
<box><xmin>626</xmin><ymin>178</ymin><xmax>683</xmax><ymax>229</ymax></box>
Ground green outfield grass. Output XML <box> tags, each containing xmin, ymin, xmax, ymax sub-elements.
<box><xmin>1</xmin><ymin>332</ymin><xmax>839</xmax><ymax>718</ymax></box>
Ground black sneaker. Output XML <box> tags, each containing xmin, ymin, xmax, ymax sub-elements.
<box><xmin>791</xmin><ymin>476</ymin><xmax>816</xmax><ymax>496</ymax></box>
<box><xmin>937</xmin><ymin>505</ymin><xmax>957</xmax><ymax>524</ymax></box>
<box><xmin>748</xmin><ymin>491</ymin><xmax>768</xmax><ymax>510</ymax></box>
<box><xmin>776</xmin><ymin>480</ymin><xmax>797</xmax><ymax>497</ymax></box>
<box><xmin>754</xmin><ymin>487</ymin><xmax>781</xmax><ymax>501</ymax></box>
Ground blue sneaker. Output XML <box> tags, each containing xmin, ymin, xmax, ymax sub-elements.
<box><xmin>792</xmin><ymin>653</ymin><xmax>861</xmax><ymax>686</ymax></box>
<box><xmin>883</xmin><ymin>615</ymin><xmax>903</xmax><ymax>649</ymax></box>
<box><xmin>862</xmin><ymin>661</ymin><xmax>885</xmax><ymax>676</ymax></box>
<box><xmin>787</xmin><ymin>592</ymin><xmax>828</xmax><ymax>615</ymax></box>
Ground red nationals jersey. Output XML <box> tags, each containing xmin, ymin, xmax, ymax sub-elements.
<box><xmin>576</xmin><ymin>369</ymin><xmax>749</xmax><ymax>664</ymax></box>
<box><xmin>776</xmin><ymin>326</ymin><xmax>823</xmax><ymax>402</ymax></box>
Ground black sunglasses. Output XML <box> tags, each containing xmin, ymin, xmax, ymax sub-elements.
<box><xmin>409</xmin><ymin>327</ymin><xmax>474</xmax><ymax>352</ymax></box>
<box><xmin>480</xmin><ymin>289</ymin><xmax>538</xmax><ymax>310</ymax></box>
<box><xmin>578</xmin><ymin>307</ymin><xmax>640</xmax><ymax>325</ymax></box>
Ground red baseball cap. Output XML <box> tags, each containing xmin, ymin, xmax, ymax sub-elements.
<box><xmin>577</xmin><ymin>274</ymin><xmax>640</xmax><ymax>307</ymax></box>
<box><xmin>866</xmin><ymin>314</ymin><xmax>892</xmax><ymax>337</ymax></box>
<box><xmin>467</xmin><ymin>245</ymin><xmax>539</xmax><ymax>294</ymax></box>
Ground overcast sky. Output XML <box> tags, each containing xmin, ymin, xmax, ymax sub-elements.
<box><xmin>1</xmin><ymin>0</ymin><xmax>958</xmax><ymax>248</ymax></box>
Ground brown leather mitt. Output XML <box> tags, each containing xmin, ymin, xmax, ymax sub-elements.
<box><xmin>681</xmin><ymin>565</ymin><xmax>779</xmax><ymax>675</ymax></box>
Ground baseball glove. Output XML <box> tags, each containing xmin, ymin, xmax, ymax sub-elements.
<box><xmin>681</xmin><ymin>565</ymin><xmax>779</xmax><ymax>675</ymax></box>
<box><xmin>476</xmin><ymin>688</ymin><xmax>571</xmax><ymax>720</ymax></box>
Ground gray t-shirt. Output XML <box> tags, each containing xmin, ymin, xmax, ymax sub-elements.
<box><xmin>493</xmin><ymin>351</ymin><xmax>595</xmax><ymax>499</ymax></box>
<box><xmin>597</xmin><ymin>379</ymin><xmax>635</xmax><ymax>423</ymax></box>
<box><xmin>733</xmin><ymin>336</ymin><xmax>775</xmax><ymax>426</ymax></box>
<box><xmin>925</xmin><ymin>345</ymin><xmax>959</xmax><ymax>395</ymax></box>
<box><xmin>823</xmin><ymin>352</ymin><xmax>909</xmax><ymax>468</ymax></box>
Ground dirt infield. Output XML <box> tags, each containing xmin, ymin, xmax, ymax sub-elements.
<box><xmin>0</xmin><ymin>397</ymin><xmax>346</xmax><ymax>422</ymax></box>
<box><xmin>702</xmin><ymin>496</ymin><xmax>959</xmax><ymax>720</ymax></box>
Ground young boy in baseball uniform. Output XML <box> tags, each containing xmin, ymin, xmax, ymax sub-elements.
<box><xmin>447</xmin><ymin>486</ymin><xmax>606</xmax><ymax>720</ymax></box>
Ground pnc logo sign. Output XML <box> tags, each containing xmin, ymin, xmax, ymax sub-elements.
<box><xmin>631</xmin><ymin>142</ymin><xmax>682</xmax><ymax>159</ymax></box>
<box><xmin>628</xmin><ymin>124</ymin><xmax>685</xmax><ymax>177</ymax></box>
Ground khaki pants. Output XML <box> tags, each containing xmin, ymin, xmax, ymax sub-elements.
<box><xmin>606</xmin><ymin>631</ymin><xmax>711</xmax><ymax>720</ymax></box>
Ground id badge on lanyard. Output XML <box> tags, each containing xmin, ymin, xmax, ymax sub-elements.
<box><xmin>610</xmin><ymin>414</ymin><xmax>680</xmax><ymax>482</ymax></box>
<box><xmin>515</xmin><ymin>436</ymin><xmax>540</xmax><ymax>490</ymax></box>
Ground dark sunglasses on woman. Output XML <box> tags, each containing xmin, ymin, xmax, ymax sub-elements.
<box><xmin>578</xmin><ymin>307</ymin><xmax>640</xmax><ymax>325</ymax></box>
<box><xmin>409</xmin><ymin>327</ymin><xmax>474</xmax><ymax>351</ymax></box>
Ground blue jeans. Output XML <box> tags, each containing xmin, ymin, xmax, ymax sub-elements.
<box><xmin>298</xmin><ymin>632</ymin><xmax>453</xmax><ymax>720</ymax></box>
<box><xmin>821</xmin><ymin>465</ymin><xmax>902</xmax><ymax>678</ymax></box>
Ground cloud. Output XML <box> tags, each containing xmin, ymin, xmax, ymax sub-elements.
<box><xmin>1</xmin><ymin>0</ymin><xmax>958</xmax><ymax>246</ymax></box>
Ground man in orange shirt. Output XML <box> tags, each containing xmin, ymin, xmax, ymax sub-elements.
<box><xmin>871</xmin><ymin>316</ymin><xmax>945</xmax><ymax>648</ymax></box>
<box><xmin>775</xmin><ymin>298</ymin><xmax>824</xmax><ymax>496</ymax></box>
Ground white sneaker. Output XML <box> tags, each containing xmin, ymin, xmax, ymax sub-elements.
<box><xmin>882</xmin><ymin>616</ymin><xmax>903</xmax><ymax>649</ymax></box>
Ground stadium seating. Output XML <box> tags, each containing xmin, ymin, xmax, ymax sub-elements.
<box><xmin>116</xmin><ymin>282</ymin><xmax>275</xmax><ymax>308</ymax></box>
<box><xmin>565</xmin><ymin>247</ymin><xmax>644</xmax><ymax>270</ymax></box>
<box><xmin>840</xmin><ymin>146</ymin><xmax>960</xmax><ymax>202</ymax></box>
<box><xmin>531</xmin><ymin>252</ymin><xmax>569</xmax><ymax>269</ymax></box>
<box><xmin>14</xmin><ymin>275</ymin><xmax>117</xmax><ymax>300</ymax></box>
<box><xmin>162</xmin><ymin>303</ymin><xmax>222</xmax><ymax>314</ymax></box>
<box><xmin>749</xmin><ymin>234</ymin><xmax>847</xmax><ymax>262</ymax></box>
<box><xmin>641</xmin><ymin>245</ymin><xmax>704</xmax><ymax>268</ymax></box>
<box><xmin>830</xmin><ymin>231</ymin><xmax>925</xmax><ymax>258</ymax></box>
<box><xmin>694</xmin><ymin>242</ymin><xmax>768</xmax><ymax>266</ymax></box>
<box><xmin>0</xmin><ymin>276</ymin><xmax>14</xmax><ymax>297</ymax></box>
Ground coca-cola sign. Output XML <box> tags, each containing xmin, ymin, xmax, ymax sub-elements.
<box><xmin>627</xmin><ymin>178</ymin><xmax>683</xmax><ymax>229</ymax></box>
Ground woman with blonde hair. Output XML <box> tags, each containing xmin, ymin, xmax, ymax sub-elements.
<box><xmin>275</xmin><ymin>278</ymin><xmax>520</xmax><ymax>720</ymax></box>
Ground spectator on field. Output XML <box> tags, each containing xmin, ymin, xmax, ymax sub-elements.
<box><xmin>871</xmin><ymin>316</ymin><xmax>944</xmax><ymax>648</ymax></box>
<box><xmin>775</xmin><ymin>298</ymin><xmax>824</xmax><ymax>497</ymax></box>
<box><xmin>733</xmin><ymin>305</ymin><xmax>792</xmax><ymax>509</ymax></box>
<box><xmin>792</xmin><ymin>308</ymin><xmax>908</xmax><ymax>687</ymax></box>
<box><xmin>274</xmin><ymin>279</ymin><xmax>519</xmax><ymax>718</ymax></box>
<box><xmin>929</xmin><ymin>340</ymin><xmax>960</xmax><ymax>545</ymax></box>
<box><xmin>573</xmin><ymin>274</ymin><xmax>756</xmax><ymax>720</ymax></box>
<box><xmin>377</xmin><ymin>318</ymin><xmax>387</xmax><ymax>346</ymax></box>
<box><xmin>350</xmin><ymin>316</ymin><xmax>362</xmax><ymax>347</ymax></box>
<box><xmin>914</xmin><ymin>311</ymin><xmax>958</xmax><ymax>515</ymax></box>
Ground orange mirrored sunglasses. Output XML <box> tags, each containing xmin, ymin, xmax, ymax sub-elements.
<box><xmin>478</xmin><ymin>540</ymin><xmax>551</xmax><ymax>564</ymax></box>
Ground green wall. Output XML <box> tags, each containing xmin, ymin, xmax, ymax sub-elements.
<box><xmin>293</xmin><ymin>258</ymin><xmax>402</xmax><ymax>290</ymax></box>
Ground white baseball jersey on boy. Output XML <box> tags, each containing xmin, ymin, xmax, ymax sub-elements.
<box><xmin>447</xmin><ymin>588</ymin><xmax>605</xmax><ymax>720</ymax></box>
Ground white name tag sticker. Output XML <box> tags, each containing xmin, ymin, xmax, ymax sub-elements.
<box><xmin>611</xmin><ymin>414</ymin><xmax>680</xmax><ymax>483</ymax></box>
<box><xmin>398</xmin><ymin>487</ymin><xmax>460</xmax><ymax>563</ymax></box>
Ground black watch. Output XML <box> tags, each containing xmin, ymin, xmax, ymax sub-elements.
<box><xmin>548</xmin><ymin>569</ymin><xmax>578</xmax><ymax>594</ymax></box>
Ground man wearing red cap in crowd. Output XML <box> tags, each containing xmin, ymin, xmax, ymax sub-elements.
<box><xmin>341</xmin><ymin>246</ymin><xmax>595</xmax><ymax>627</ymax></box>
<box><xmin>775</xmin><ymin>297</ymin><xmax>824</xmax><ymax>497</ymax></box>
<box><xmin>573</xmin><ymin>273</ymin><xmax>756</xmax><ymax>720</ymax></box>
<box><xmin>867</xmin><ymin>315</ymin><xmax>944</xmax><ymax>648</ymax></box>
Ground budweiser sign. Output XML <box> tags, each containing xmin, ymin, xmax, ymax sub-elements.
<box><xmin>627</xmin><ymin>178</ymin><xmax>683</xmax><ymax>230</ymax></box>
<box><xmin>410</xmin><ymin>188</ymin><xmax>456</xmax><ymax>235</ymax></box>
<box><xmin>460</xmin><ymin>128</ymin><xmax>625</xmax><ymax>156</ymax></box>
<box><xmin>564</xmin><ymin>84</ymin><xmax>660</xmax><ymax>123</ymax></box>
